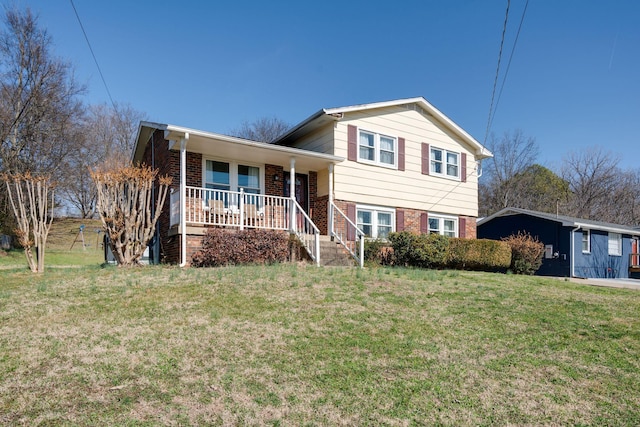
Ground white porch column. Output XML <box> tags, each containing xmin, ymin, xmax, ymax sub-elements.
<box><xmin>289</xmin><ymin>157</ymin><xmax>296</xmax><ymax>233</ymax></box>
<box><xmin>179</xmin><ymin>133</ymin><xmax>189</xmax><ymax>267</ymax></box>
<box><xmin>328</xmin><ymin>163</ymin><xmax>334</xmax><ymax>237</ymax></box>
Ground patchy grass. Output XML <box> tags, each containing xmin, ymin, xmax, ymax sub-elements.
<box><xmin>1</xmin><ymin>265</ymin><xmax>639</xmax><ymax>425</ymax></box>
<box><xmin>0</xmin><ymin>217</ymin><xmax>104</xmax><ymax>269</ymax></box>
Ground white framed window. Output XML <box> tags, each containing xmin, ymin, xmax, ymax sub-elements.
<box><xmin>358</xmin><ymin>129</ymin><xmax>397</xmax><ymax>168</ymax></box>
<box><xmin>356</xmin><ymin>205</ymin><xmax>395</xmax><ymax>239</ymax></box>
<box><xmin>428</xmin><ymin>214</ymin><xmax>458</xmax><ymax>237</ymax></box>
<box><xmin>608</xmin><ymin>232</ymin><xmax>622</xmax><ymax>256</ymax></box>
<box><xmin>430</xmin><ymin>147</ymin><xmax>460</xmax><ymax>179</ymax></box>
<box><xmin>203</xmin><ymin>159</ymin><xmax>264</xmax><ymax>208</ymax></box>
<box><xmin>581</xmin><ymin>229</ymin><xmax>590</xmax><ymax>253</ymax></box>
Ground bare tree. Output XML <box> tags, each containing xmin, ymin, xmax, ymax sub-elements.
<box><xmin>479</xmin><ymin>130</ymin><xmax>539</xmax><ymax>216</ymax></box>
<box><xmin>59</xmin><ymin>103</ymin><xmax>146</xmax><ymax>218</ymax></box>
<box><xmin>3</xmin><ymin>173</ymin><xmax>54</xmax><ymax>272</ymax></box>
<box><xmin>561</xmin><ymin>146</ymin><xmax>621</xmax><ymax>221</ymax></box>
<box><xmin>0</xmin><ymin>8</ymin><xmax>84</xmax><ymax>231</ymax></box>
<box><xmin>91</xmin><ymin>165</ymin><xmax>171</xmax><ymax>267</ymax></box>
<box><xmin>230</xmin><ymin>116</ymin><xmax>290</xmax><ymax>143</ymax></box>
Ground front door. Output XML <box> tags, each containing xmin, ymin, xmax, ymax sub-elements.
<box><xmin>284</xmin><ymin>173</ymin><xmax>308</xmax><ymax>212</ymax></box>
<box><xmin>632</xmin><ymin>238</ymin><xmax>639</xmax><ymax>267</ymax></box>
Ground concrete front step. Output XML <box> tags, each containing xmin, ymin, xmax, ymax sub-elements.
<box><xmin>318</xmin><ymin>236</ymin><xmax>354</xmax><ymax>267</ymax></box>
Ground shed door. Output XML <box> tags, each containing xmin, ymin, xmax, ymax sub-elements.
<box><xmin>632</xmin><ymin>238</ymin><xmax>639</xmax><ymax>267</ymax></box>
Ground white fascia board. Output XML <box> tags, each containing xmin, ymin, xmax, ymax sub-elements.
<box><xmin>164</xmin><ymin>124</ymin><xmax>344</xmax><ymax>163</ymax></box>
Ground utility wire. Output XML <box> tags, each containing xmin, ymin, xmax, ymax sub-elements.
<box><xmin>484</xmin><ymin>0</ymin><xmax>510</xmax><ymax>144</ymax></box>
<box><xmin>488</xmin><ymin>0</ymin><xmax>529</xmax><ymax>134</ymax></box>
<box><xmin>69</xmin><ymin>0</ymin><xmax>116</xmax><ymax>110</ymax></box>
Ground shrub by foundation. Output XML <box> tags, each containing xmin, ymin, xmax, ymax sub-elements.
<box><xmin>502</xmin><ymin>231</ymin><xmax>545</xmax><ymax>275</ymax></box>
<box><xmin>192</xmin><ymin>228</ymin><xmax>290</xmax><ymax>267</ymax></box>
<box><xmin>388</xmin><ymin>231</ymin><xmax>449</xmax><ymax>268</ymax></box>
<box><xmin>447</xmin><ymin>238</ymin><xmax>512</xmax><ymax>271</ymax></box>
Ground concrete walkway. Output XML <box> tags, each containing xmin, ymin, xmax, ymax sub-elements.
<box><xmin>567</xmin><ymin>277</ymin><xmax>640</xmax><ymax>290</ymax></box>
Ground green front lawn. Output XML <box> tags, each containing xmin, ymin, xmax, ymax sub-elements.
<box><xmin>1</xmin><ymin>265</ymin><xmax>639</xmax><ymax>425</ymax></box>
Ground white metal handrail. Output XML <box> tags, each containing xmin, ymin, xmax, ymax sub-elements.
<box><xmin>291</xmin><ymin>199</ymin><xmax>320</xmax><ymax>266</ymax></box>
<box><xmin>330</xmin><ymin>202</ymin><xmax>365</xmax><ymax>268</ymax></box>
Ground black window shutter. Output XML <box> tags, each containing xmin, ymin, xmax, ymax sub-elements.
<box><xmin>398</xmin><ymin>137</ymin><xmax>405</xmax><ymax>171</ymax></box>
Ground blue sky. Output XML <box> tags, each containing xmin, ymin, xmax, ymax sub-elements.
<box><xmin>12</xmin><ymin>0</ymin><xmax>640</xmax><ymax>170</ymax></box>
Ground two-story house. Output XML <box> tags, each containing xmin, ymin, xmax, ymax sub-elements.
<box><xmin>132</xmin><ymin>97</ymin><xmax>492</xmax><ymax>266</ymax></box>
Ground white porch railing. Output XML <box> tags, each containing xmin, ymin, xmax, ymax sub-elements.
<box><xmin>171</xmin><ymin>186</ymin><xmax>320</xmax><ymax>265</ymax></box>
<box><xmin>291</xmin><ymin>199</ymin><xmax>320</xmax><ymax>265</ymax></box>
<box><xmin>330</xmin><ymin>201</ymin><xmax>365</xmax><ymax>268</ymax></box>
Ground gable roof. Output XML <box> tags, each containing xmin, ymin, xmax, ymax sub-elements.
<box><xmin>478</xmin><ymin>207</ymin><xmax>640</xmax><ymax>236</ymax></box>
<box><xmin>275</xmin><ymin>97</ymin><xmax>493</xmax><ymax>159</ymax></box>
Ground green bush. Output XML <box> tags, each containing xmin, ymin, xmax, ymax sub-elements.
<box><xmin>192</xmin><ymin>228</ymin><xmax>290</xmax><ymax>267</ymax></box>
<box><xmin>388</xmin><ymin>231</ymin><xmax>449</xmax><ymax>268</ymax></box>
<box><xmin>447</xmin><ymin>238</ymin><xmax>512</xmax><ymax>271</ymax></box>
<box><xmin>502</xmin><ymin>231</ymin><xmax>545</xmax><ymax>275</ymax></box>
<box><xmin>364</xmin><ymin>239</ymin><xmax>393</xmax><ymax>266</ymax></box>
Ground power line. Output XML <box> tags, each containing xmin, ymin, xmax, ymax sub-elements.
<box><xmin>488</xmin><ymin>0</ymin><xmax>529</xmax><ymax>134</ymax></box>
<box><xmin>69</xmin><ymin>0</ymin><xmax>116</xmax><ymax>110</ymax></box>
<box><xmin>484</xmin><ymin>0</ymin><xmax>511</xmax><ymax>144</ymax></box>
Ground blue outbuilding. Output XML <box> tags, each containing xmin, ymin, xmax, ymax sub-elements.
<box><xmin>477</xmin><ymin>208</ymin><xmax>640</xmax><ymax>279</ymax></box>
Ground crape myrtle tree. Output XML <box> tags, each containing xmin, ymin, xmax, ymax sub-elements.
<box><xmin>0</xmin><ymin>8</ymin><xmax>84</xmax><ymax>232</ymax></box>
<box><xmin>3</xmin><ymin>173</ymin><xmax>54</xmax><ymax>272</ymax></box>
<box><xmin>91</xmin><ymin>165</ymin><xmax>171</xmax><ymax>267</ymax></box>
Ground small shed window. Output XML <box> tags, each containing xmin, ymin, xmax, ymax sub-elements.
<box><xmin>581</xmin><ymin>229</ymin><xmax>590</xmax><ymax>253</ymax></box>
<box><xmin>608</xmin><ymin>232</ymin><xmax>622</xmax><ymax>256</ymax></box>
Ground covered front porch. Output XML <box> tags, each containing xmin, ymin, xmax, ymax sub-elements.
<box><xmin>157</xmin><ymin>125</ymin><xmax>363</xmax><ymax>266</ymax></box>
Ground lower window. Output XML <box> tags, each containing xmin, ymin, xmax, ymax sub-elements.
<box><xmin>428</xmin><ymin>214</ymin><xmax>458</xmax><ymax>237</ymax></box>
<box><xmin>356</xmin><ymin>206</ymin><xmax>394</xmax><ymax>239</ymax></box>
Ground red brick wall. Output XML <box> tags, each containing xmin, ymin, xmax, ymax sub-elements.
<box><xmin>460</xmin><ymin>215</ymin><xmax>477</xmax><ymax>239</ymax></box>
<box><xmin>315</xmin><ymin>195</ymin><xmax>329</xmax><ymax>235</ymax></box>
<box><xmin>308</xmin><ymin>171</ymin><xmax>317</xmax><ymax>221</ymax></box>
<box><xmin>265</xmin><ymin>164</ymin><xmax>284</xmax><ymax>196</ymax></box>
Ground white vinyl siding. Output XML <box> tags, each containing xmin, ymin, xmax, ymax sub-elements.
<box><xmin>332</xmin><ymin>105</ymin><xmax>478</xmax><ymax>216</ymax></box>
<box><xmin>608</xmin><ymin>232</ymin><xmax>622</xmax><ymax>256</ymax></box>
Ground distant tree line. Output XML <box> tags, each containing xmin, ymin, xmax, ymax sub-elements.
<box><xmin>480</xmin><ymin>130</ymin><xmax>640</xmax><ymax>226</ymax></box>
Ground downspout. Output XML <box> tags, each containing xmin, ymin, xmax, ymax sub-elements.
<box><xmin>570</xmin><ymin>225</ymin><xmax>580</xmax><ymax>278</ymax></box>
<box><xmin>179</xmin><ymin>133</ymin><xmax>189</xmax><ymax>267</ymax></box>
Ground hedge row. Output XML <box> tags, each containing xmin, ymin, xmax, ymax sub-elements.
<box><xmin>366</xmin><ymin>231</ymin><xmax>513</xmax><ymax>272</ymax></box>
<box><xmin>191</xmin><ymin>228</ymin><xmax>290</xmax><ymax>267</ymax></box>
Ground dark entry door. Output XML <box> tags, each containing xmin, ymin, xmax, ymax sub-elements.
<box><xmin>284</xmin><ymin>173</ymin><xmax>308</xmax><ymax>212</ymax></box>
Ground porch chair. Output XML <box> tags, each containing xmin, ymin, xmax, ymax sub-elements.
<box><xmin>208</xmin><ymin>199</ymin><xmax>227</xmax><ymax>224</ymax></box>
<box><xmin>244</xmin><ymin>203</ymin><xmax>260</xmax><ymax>227</ymax></box>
